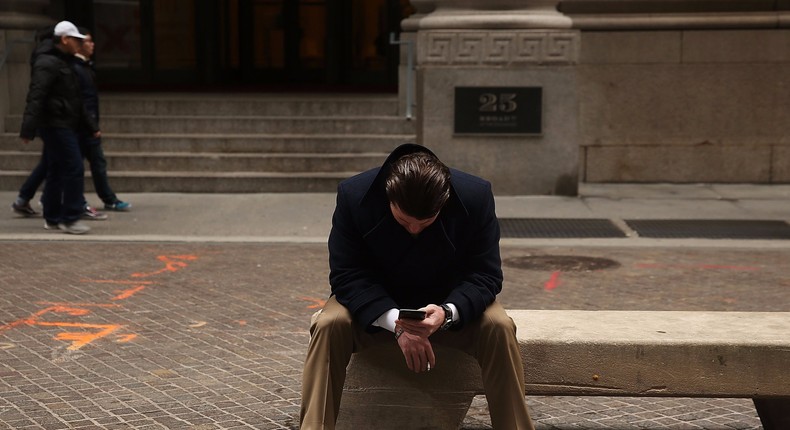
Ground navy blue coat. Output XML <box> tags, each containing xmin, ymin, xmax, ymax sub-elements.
<box><xmin>328</xmin><ymin>144</ymin><xmax>503</xmax><ymax>332</ymax></box>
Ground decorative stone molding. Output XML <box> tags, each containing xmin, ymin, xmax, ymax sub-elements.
<box><xmin>410</xmin><ymin>0</ymin><xmax>571</xmax><ymax>30</ymax></box>
<box><xmin>418</xmin><ymin>31</ymin><xmax>579</xmax><ymax>65</ymax></box>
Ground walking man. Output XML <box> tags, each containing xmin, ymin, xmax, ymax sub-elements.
<box><xmin>72</xmin><ymin>27</ymin><xmax>130</xmax><ymax>212</ymax></box>
<box><xmin>19</xmin><ymin>21</ymin><xmax>100</xmax><ymax>234</ymax></box>
<box><xmin>300</xmin><ymin>143</ymin><xmax>535</xmax><ymax>429</ymax></box>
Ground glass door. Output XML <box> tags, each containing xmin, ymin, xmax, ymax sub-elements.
<box><xmin>68</xmin><ymin>0</ymin><xmax>412</xmax><ymax>90</ymax></box>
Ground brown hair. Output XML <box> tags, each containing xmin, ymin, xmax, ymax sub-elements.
<box><xmin>385</xmin><ymin>152</ymin><xmax>451</xmax><ymax>219</ymax></box>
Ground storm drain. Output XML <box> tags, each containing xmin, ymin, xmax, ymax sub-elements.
<box><xmin>498</xmin><ymin>218</ymin><xmax>627</xmax><ymax>238</ymax></box>
<box><xmin>625</xmin><ymin>219</ymin><xmax>790</xmax><ymax>239</ymax></box>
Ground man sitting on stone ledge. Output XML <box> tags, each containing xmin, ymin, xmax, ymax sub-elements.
<box><xmin>300</xmin><ymin>143</ymin><xmax>535</xmax><ymax>429</ymax></box>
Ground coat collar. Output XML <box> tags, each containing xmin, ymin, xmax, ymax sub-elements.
<box><xmin>359</xmin><ymin>143</ymin><xmax>469</xmax><ymax>218</ymax></box>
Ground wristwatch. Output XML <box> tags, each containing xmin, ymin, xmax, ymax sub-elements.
<box><xmin>439</xmin><ymin>304</ymin><xmax>454</xmax><ymax>331</ymax></box>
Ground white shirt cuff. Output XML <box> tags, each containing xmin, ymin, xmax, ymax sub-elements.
<box><xmin>446</xmin><ymin>303</ymin><xmax>460</xmax><ymax>323</ymax></box>
<box><xmin>372</xmin><ymin>308</ymin><xmax>399</xmax><ymax>333</ymax></box>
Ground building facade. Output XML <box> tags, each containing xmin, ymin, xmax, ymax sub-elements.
<box><xmin>2</xmin><ymin>0</ymin><xmax>789</xmax><ymax>194</ymax></box>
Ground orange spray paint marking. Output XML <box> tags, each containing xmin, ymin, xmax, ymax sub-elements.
<box><xmin>0</xmin><ymin>306</ymin><xmax>92</xmax><ymax>332</ymax></box>
<box><xmin>36</xmin><ymin>321</ymin><xmax>122</xmax><ymax>351</ymax></box>
<box><xmin>36</xmin><ymin>302</ymin><xmax>121</xmax><ymax>308</ymax></box>
<box><xmin>1</xmin><ymin>306</ymin><xmax>119</xmax><ymax>351</ymax></box>
<box><xmin>112</xmin><ymin>285</ymin><xmax>148</xmax><ymax>300</ymax></box>
<box><xmin>238</xmin><ymin>320</ymin><xmax>247</xmax><ymax>326</ymax></box>
<box><xmin>131</xmin><ymin>255</ymin><xmax>198</xmax><ymax>278</ymax></box>
<box><xmin>115</xmin><ymin>334</ymin><xmax>138</xmax><ymax>343</ymax></box>
<box><xmin>544</xmin><ymin>271</ymin><xmax>561</xmax><ymax>291</ymax></box>
<box><xmin>2</xmin><ymin>253</ymin><xmax>202</xmax><ymax>351</ymax></box>
<box><xmin>81</xmin><ymin>279</ymin><xmax>155</xmax><ymax>301</ymax></box>
<box><xmin>301</xmin><ymin>297</ymin><xmax>327</xmax><ymax>309</ymax></box>
<box><xmin>82</xmin><ymin>279</ymin><xmax>154</xmax><ymax>285</ymax></box>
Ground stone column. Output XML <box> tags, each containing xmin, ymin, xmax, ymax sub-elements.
<box><xmin>398</xmin><ymin>2</ymin><xmax>434</xmax><ymax>119</ymax></box>
<box><xmin>410</xmin><ymin>0</ymin><xmax>580</xmax><ymax>195</ymax></box>
<box><xmin>0</xmin><ymin>0</ymin><xmax>52</xmax><ymax>133</ymax></box>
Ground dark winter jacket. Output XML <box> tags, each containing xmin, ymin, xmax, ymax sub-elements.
<box><xmin>328</xmin><ymin>144</ymin><xmax>503</xmax><ymax>332</ymax></box>
<box><xmin>19</xmin><ymin>38</ymin><xmax>99</xmax><ymax>140</ymax></box>
<box><xmin>71</xmin><ymin>55</ymin><xmax>99</xmax><ymax>124</ymax></box>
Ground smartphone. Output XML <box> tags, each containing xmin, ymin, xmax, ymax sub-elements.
<box><xmin>398</xmin><ymin>309</ymin><xmax>426</xmax><ymax>320</ymax></box>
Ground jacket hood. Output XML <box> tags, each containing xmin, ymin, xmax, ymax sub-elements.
<box><xmin>29</xmin><ymin>37</ymin><xmax>64</xmax><ymax>65</ymax></box>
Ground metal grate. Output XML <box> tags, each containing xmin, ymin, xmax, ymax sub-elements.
<box><xmin>625</xmin><ymin>219</ymin><xmax>790</xmax><ymax>239</ymax></box>
<box><xmin>498</xmin><ymin>218</ymin><xmax>627</xmax><ymax>238</ymax></box>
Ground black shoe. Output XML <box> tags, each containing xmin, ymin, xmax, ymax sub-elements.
<box><xmin>12</xmin><ymin>201</ymin><xmax>39</xmax><ymax>217</ymax></box>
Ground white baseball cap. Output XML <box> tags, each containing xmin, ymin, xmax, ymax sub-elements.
<box><xmin>53</xmin><ymin>21</ymin><xmax>87</xmax><ymax>39</ymax></box>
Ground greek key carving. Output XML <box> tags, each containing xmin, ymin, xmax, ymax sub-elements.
<box><xmin>424</xmin><ymin>33</ymin><xmax>454</xmax><ymax>63</ymax></box>
<box><xmin>418</xmin><ymin>31</ymin><xmax>579</xmax><ymax>65</ymax></box>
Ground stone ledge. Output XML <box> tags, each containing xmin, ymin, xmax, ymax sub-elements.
<box><xmin>338</xmin><ymin>310</ymin><xmax>790</xmax><ymax>429</ymax></box>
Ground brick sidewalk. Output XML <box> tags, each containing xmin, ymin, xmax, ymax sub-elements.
<box><xmin>2</xmin><ymin>242</ymin><xmax>781</xmax><ymax>429</ymax></box>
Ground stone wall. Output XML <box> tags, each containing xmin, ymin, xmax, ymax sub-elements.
<box><xmin>0</xmin><ymin>0</ymin><xmax>52</xmax><ymax>134</ymax></box>
<box><xmin>404</xmin><ymin>1</ymin><xmax>790</xmax><ymax>194</ymax></box>
<box><xmin>578</xmin><ymin>29</ymin><xmax>790</xmax><ymax>184</ymax></box>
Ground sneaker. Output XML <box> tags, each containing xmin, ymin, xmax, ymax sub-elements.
<box><xmin>58</xmin><ymin>220</ymin><xmax>90</xmax><ymax>235</ymax></box>
<box><xmin>44</xmin><ymin>220</ymin><xmax>59</xmax><ymax>230</ymax></box>
<box><xmin>104</xmin><ymin>200</ymin><xmax>131</xmax><ymax>211</ymax></box>
<box><xmin>82</xmin><ymin>205</ymin><xmax>108</xmax><ymax>221</ymax></box>
<box><xmin>12</xmin><ymin>201</ymin><xmax>39</xmax><ymax>217</ymax></box>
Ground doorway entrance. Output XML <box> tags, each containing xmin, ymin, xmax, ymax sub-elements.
<box><xmin>66</xmin><ymin>0</ymin><xmax>414</xmax><ymax>91</ymax></box>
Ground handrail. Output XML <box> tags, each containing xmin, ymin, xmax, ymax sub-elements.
<box><xmin>0</xmin><ymin>37</ymin><xmax>35</xmax><ymax>73</ymax></box>
<box><xmin>389</xmin><ymin>32</ymin><xmax>415</xmax><ymax>120</ymax></box>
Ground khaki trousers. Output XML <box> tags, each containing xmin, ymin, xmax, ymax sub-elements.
<box><xmin>300</xmin><ymin>296</ymin><xmax>535</xmax><ymax>430</ymax></box>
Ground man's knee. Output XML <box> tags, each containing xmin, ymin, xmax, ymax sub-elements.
<box><xmin>479</xmin><ymin>305</ymin><xmax>517</xmax><ymax>340</ymax></box>
<box><xmin>309</xmin><ymin>299</ymin><xmax>353</xmax><ymax>338</ymax></box>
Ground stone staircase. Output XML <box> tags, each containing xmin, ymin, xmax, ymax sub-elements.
<box><xmin>0</xmin><ymin>93</ymin><xmax>414</xmax><ymax>192</ymax></box>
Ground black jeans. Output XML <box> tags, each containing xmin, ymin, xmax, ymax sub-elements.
<box><xmin>18</xmin><ymin>154</ymin><xmax>46</xmax><ymax>203</ymax></box>
<box><xmin>80</xmin><ymin>134</ymin><xmax>117</xmax><ymax>205</ymax></box>
<box><xmin>18</xmin><ymin>134</ymin><xmax>118</xmax><ymax>206</ymax></box>
<box><xmin>38</xmin><ymin>127</ymin><xmax>84</xmax><ymax>224</ymax></box>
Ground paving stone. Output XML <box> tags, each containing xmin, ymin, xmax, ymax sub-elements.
<box><xmin>0</xmin><ymin>242</ymin><xmax>775</xmax><ymax>429</ymax></box>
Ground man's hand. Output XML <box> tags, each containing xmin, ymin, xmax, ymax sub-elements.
<box><xmin>396</xmin><ymin>330</ymin><xmax>435</xmax><ymax>373</ymax></box>
<box><xmin>395</xmin><ymin>304</ymin><xmax>448</xmax><ymax>373</ymax></box>
<box><xmin>93</xmin><ymin>130</ymin><xmax>101</xmax><ymax>138</ymax></box>
<box><xmin>21</xmin><ymin>138</ymin><xmax>31</xmax><ymax>145</ymax></box>
<box><xmin>396</xmin><ymin>304</ymin><xmax>444</xmax><ymax>338</ymax></box>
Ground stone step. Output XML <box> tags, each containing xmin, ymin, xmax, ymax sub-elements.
<box><xmin>0</xmin><ymin>150</ymin><xmax>387</xmax><ymax>173</ymax></box>
<box><xmin>0</xmin><ymin>133</ymin><xmax>412</xmax><ymax>154</ymax></box>
<box><xmin>100</xmin><ymin>93</ymin><xmax>401</xmax><ymax>117</ymax></box>
<box><xmin>6</xmin><ymin>115</ymin><xmax>415</xmax><ymax>135</ymax></box>
<box><xmin>3</xmin><ymin>94</ymin><xmax>408</xmax><ymax>192</ymax></box>
<box><xmin>0</xmin><ymin>170</ymin><xmax>355</xmax><ymax>193</ymax></box>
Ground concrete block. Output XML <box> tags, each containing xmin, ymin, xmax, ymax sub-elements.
<box><xmin>682</xmin><ymin>29</ymin><xmax>790</xmax><ymax>63</ymax></box>
<box><xmin>581</xmin><ymin>31</ymin><xmax>681</xmax><ymax>64</ymax></box>
<box><xmin>773</xmin><ymin>145</ymin><xmax>790</xmax><ymax>182</ymax></box>
<box><xmin>338</xmin><ymin>343</ymin><xmax>481</xmax><ymax>430</ymax></box>
<box><xmin>578</xmin><ymin>63</ymin><xmax>790</xmax><ymax>146</ymax></box>
<box><xmin>511</xmin><ymin>310</ymin><xmax>790</xmax><ymax>397</ymax></box>
<box><xmin>584</xmin><ymin>145</ymin><xmax>771</xmax><ymax>182</ymax></box>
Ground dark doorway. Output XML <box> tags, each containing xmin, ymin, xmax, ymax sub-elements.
<box><xmin>65</xmin><ymin>0</ymin><xmax>414</xmax><ymax>92</ymax></box>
